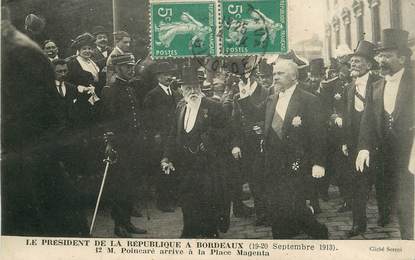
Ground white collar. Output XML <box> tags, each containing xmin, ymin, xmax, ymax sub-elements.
<box><xmin>55</xmin><ymin>80</ymin><xmax>64</xmax><ymax>86</ymax></box>
<box><xmin>385</xmin><ymin>68</ymin><xmax>405</xmax><ymax>83</ymax></box>
<box><xmin>159</xmin><ymin>82</ymin><xmax>170</xmax><ymax>91</ymax></box>
<box><xmin>186</xmin><ymin>97</ymin><xmax>202</xmax><ymax>108</ymax></box>
<box><xmin>355</xmin><ymin>72</ymin><xmax>370</xmax><ymax>86</ymax></box>
<box><xmin>115</xmin><ymin>46</ymin><xmax>124</xmax><ymax>54</ymax></box>
<box><xmin>279</xmin><ymin>84</ymin><xmax>297</xmax><ymax>97</ymax></box>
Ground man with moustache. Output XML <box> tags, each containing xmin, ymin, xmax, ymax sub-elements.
<box><xmin>231</xmin><ymin>56</ymin><xmax>271</xmax><ymax>225</ymax></box>
<box><xmin>356</xmin><ymin>29</ymin><xmax>414</xmax><ymax>239</ymax></box>
<box><xmin>106</xmin><ymin>31</ymin><xmax>132</xmax><ymax>85</ymax></box>
<box><xmin>143</xmin><ymin>61</ymin><xmax>180</xmax><ymax>212</ymax></box>
<box><xmin>43</xmin><ymin>40</ymin><xmax>59</xmax><ymax>62</ymax></box>
<box><xmin>91</xmin><ymin>26</ymin><xmax>112</xmax><ymax>71</ymax></box>
<box><xmin>339</xmin><ymin>40</ymin><xmax>380</xmax><ymax>237</ymax></box>
<box><xmin>237</xmin><ymin>59</ymin><xmax>328</xmax><ymax>239</ymax></box>
<box><xmin>161</xmin><ymin>66</ymin><xmax>228</xmax><ymax>238</ymax></box>
<box><xmin>101</xmin><ymin>53</ymin><xmax>147</xmax><ymax>237</ymax></box>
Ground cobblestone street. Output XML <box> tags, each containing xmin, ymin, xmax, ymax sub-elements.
<box><xmin>89</xmin><ymin>185</ymin><xmax>401</xmax><ymax>240</ymax></box>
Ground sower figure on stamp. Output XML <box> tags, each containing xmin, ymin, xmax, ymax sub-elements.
<box><xmin>356</xmin><ymin>29</ymin><xmax>414</xmax><ymax>239</ymax></box>
<box><xmin>340</xmin><ymin>40</ymin><xmax>380</xmax><ymax>237</ymax></box>
<box><xmin>230</xmin><ymin>56</ymin><xmax>271</xmax><ymax>225</ymax></box>
<box><xmin>237</xmin><ymin>59</ymin><xmax>328</xmax><ymax>239</ymax></box>
<box><xmin>101</xmin><ymin>53</ymin><xmax>147</xmax><ymax>238</ymax></box>
<box><xmin>162</xmin><ymin>65</ymin><xmax>228</xmax><ymax>238</ymax></box>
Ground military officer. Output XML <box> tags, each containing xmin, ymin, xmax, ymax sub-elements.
<box><xmin>101</xmin><ymin>53</ymin><xmax>147</xmax><ymax>237</ymax></box>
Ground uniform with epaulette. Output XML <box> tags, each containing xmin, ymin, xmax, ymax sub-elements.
<box><xmin>101</xmin><ymin>54</ymin><xmax>147</xmax><ymax>237</ymax></box>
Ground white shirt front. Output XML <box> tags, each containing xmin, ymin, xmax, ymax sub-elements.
<box><xmin>76</xmin><ymin>56</ymin><xmax>100</xmax><ymax>82</ymax></box>
<box><xmin>275</xmin><ymin>84</ymin><xmax>297</xmax><ymax>120</ymax></box>
<box><xmin>55</xmin><ymin>80</ymin><xmax>66</xmax><ymax>97</ymax></box>
<box><xmin>97</xmin><ymin>46</ymin><xmax>108</xmax><ymax>58</ymax></box>
<box><xmin>354</xmin><ymin>72</ymin><xmax>370</xmax><ymax>112</ymax></box>
<box><xmin>384</xmin><ymin>68</ymin><xmax>404</xmax><ymax>114</ymax></box>
<box><xmin>184</xmin><ymin>98</ymin><xmax>201</xmax><ymax>133</ymax></box>
<box><xmin>159</xmin><ymin>83</ymin><xmax>172</xmax><ymax>96</ymax></box>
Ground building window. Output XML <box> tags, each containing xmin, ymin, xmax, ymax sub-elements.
<box><xmin>342</xmin><ymin>8</ymin><xmax>351</xmax><ymax>48</ymax></box>
<box><xmin>390</xmin><ymin>0</ymin><xmax>401</xmax><ymax>29</ymax></box>
<box><xmin>353</xmin><ymin>0</ymin><xmax>365</xmax><ymax>40</ymax></box>
<box><xmin>332</xmin><ymin>16</ymin><xmax>340</xmax><ymax>49</ymax></box>
<box><xmin>368</xmin><ymin>0</ymin><xmax>381</xmax><ymax>43</ymax></box>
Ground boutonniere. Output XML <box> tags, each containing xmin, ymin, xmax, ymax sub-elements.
<box><xmin>334</xmin><ymin>93</ymin><xmax>342</xmax><ymax>100</ymax></box>
<box><xmin>292</xmin><ymin>115</ymin><xmax>302</xmax><ymax>127</ymax></box>
<box><xmin>203</xmin><ymin>109</ymin><xmax>209</xmax><ymax>118</ymax></box>
<box><xmin>291</xmin><ymin>160</ymin><xmax>300</xmax><ymax>171</ymax></box>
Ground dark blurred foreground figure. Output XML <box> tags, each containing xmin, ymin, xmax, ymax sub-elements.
<box><xmin>101</xmin><ymin>53</ymin><xmax>147</xmax><ymax>238</ymax></box>
<box><xmin>162</xmin><ymin>66</ymin><xmax>229</xmax><ymax>238</ymax></box>
<box><xmin>356</xmin><ymin>29</ymin><xmax>414</xmax><ymax>240</ymax></box>
<box><xmin>1</xmin><ymin>8</ymin><xmax>88</xmax><ymax>236</ymax></box>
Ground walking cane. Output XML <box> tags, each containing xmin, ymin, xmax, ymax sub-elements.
<box><xmin>89</xmin><ymin>156</ymin><xmax>111</xmax><ymax>235</ymax></box>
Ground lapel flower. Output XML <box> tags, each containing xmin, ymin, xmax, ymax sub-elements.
<box><xmin>291</xmin><ymin>160</ymin><xmax>300</xmax><ymax>171</ymax></box>
<box><xmin>334</xmin><ymin>93</ymin><xmax>342</xmax><ymax>100</ymax></box>
<box><xmin>292</xmin><ymin>115</ymin><xmax>302</xmax><ymax>127</ymax></box>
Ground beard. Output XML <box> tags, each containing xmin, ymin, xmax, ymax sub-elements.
<box><xmin>379</xmin><ymin>64</ymin><xmax>391</xmax><ymax>75</ymax></box>
<box><xmin>185</xmin><ymin>94</ymin><xmax>201</xmax><ymax>105</ymax></box>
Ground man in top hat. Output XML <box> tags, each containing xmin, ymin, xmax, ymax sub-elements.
<box><xmin>304</xmin><ymin>58</ymin><xmax>325</xmax><ymax>96</ymax></box>
<box><xmin>237</xmin><ymin>58</ymin><xmax>328</xmax><ymax>239</ymax></box>
<box><xmin>143</xmin><ymin>61</ymin><xmax>181</xmax><ymax>212</ymax></box>
<box><xmin>231</xmin><ymin>56</ymin><xmax>271</xmax><ymax>224</ymax></box>
<box><xmin>162</xmin><ymin>65</ymin><xmax>228</xmax><ymax>238</ymax></box>
<box><xmin>356</xmin><ymin>29</ymin><xmax>414</xmax><ymax>239</ymax></box>
<box><xmin>336</xmin><ymin>40</ymin><xmax>380</xmax><ymax>236</ymax></box>
<box><xmin>101</xmin><ymin>53</ymin><xmax>147</xmax><ymax>237</ymax></box>
<box><xmin>106</xmin><ymin>31</ymin><xmax>132</xmax><ymax>85</ymax></box>
<box><xmin>91</xmin><ymin>26</ymin><xmax>112</xmax><ymax>71</ymax></box>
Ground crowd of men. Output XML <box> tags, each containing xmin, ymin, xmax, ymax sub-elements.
<box><xmin>2</xmin><ymin>10</ymin><xmax>414</xmax><ymax>240</ymax></box>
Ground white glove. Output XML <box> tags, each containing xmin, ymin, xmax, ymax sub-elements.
<box><xmin>232</xmin><ymin>147</ymin><xmax>242</xmax><ymax>159</ymax></box>
<box><xmin>335</xmin><ymin>117</ymin><xmax>343</xmax><ymax>128</ymax></box>
<box><xmin>160</xmin><ymin>158</ymin><xmax>175</xmax><ymax>175</ymax></box>
<box><xmin>312</xmin><ymin>165</ymin><xmax>325</xmax><ymax>179</ymax></box>
<box><xmin>342</xmin><ymin>144</ymin><xmax>349</xmax><ymax>157</ymax></box>
<box><xmin>355</xmin><ymin>150</ymin><xmax>370</xmax><ymax>172</ymax></box>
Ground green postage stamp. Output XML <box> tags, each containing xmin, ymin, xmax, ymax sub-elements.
<box><xmin>150</xmin><ymin>0</ymin><xmax>217</xmax><ymax>59</ymax></box>
<box><xmin>221</xmin><ymin>0</ymin><xmax>287</xmax><ymax>55</ymax></box>
<box><xmin>149</xmin><ymin>0</ymin><xmax>287</xmax><ymax>58</ymax></box>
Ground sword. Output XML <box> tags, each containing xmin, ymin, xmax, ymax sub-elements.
<box><xmin>89</xmin><ymin>156</ymin><xmax>111</xmax><ymax>235</ymax></box>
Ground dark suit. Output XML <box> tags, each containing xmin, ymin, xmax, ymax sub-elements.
<box><xmin>1</xmin><ymin>22</ymin><xmax>88</xmax><ymax>236</ymax></box>
<box><xmin>165</xmin><ymin>97</ymin><xmax>228</xmax><ymax>238</ymax></box>
<box><xmin>101</xmin><ymin>76</ymin><xmax>146</xmax><ymax>228</ymax></box>
<box><xmin>143</xmin><ymin>84</ymin><xmax>180</xmax><ymax>209</ymax></box>
<box><xmin>231</xmin><ymin>83</ymin><xmax>271</xmax><ymax>220</ymax></box>
<box><xmin>91</xmin><ymin>46</ymin><xmax>112</xmax><ymax>71</ymax></box>
<box><xmin>342</xmin><ymin>73</ymin><xmax>379</xmax><ymax>228</ymax></box>
<box><xmin>238</xmin><ymin>86</ymin><xmax>328</xmax><ymax>239</ymax></box>
<box><xmin>358</xmin><ymin>69</ymin><xmax>414</xmax><ymax>239</ymax></box>
<box><xmin>54</xmin><ymin>81</ymin><xmax>79</xmax><ymax>128</ymax></box>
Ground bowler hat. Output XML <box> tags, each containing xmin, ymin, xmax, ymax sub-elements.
<box><xmin>352</xmin><ymin>40</ymin><xmax>376</xmax><ymax>62</ymax></box>
<box><xmin>309</xmin><ymin>58</ymin><xmax>325</xmax><ymax>77</ymax></box>
<box><xmin>92</xmin><ymin>25</ymin><xmax>109</xmax><ymax>36</ymax></box>
<box><xmin>71</xmin><ymin>33</ymin><xmax>95</xmax><ymax>49</ymax></box>
<box><xmin>24</xmin><ymin>13</ymin><xmax>45</xmax><ymax>34</ymax></box>
<box><xmin>377</xmin><ymin>28</ymin><xmax>412</xmax><ymax>56</ymax></box>
<box><xmin>112</xmin><ymin>53</ymin><xmax>136</xmax><ymax>66</ymax></box>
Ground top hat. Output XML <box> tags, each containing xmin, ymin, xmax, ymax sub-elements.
<box><xmin>352</xmin><ymin>40</ymin><xmax>376</xmax><ymax>62</ymax></box>
<box><xmin>71</xmin><ymin>33</ymin><xmax>96</xmax><ymax>49</ymax></box>
<box><xmin>309</xmin><ymin>58</ymin><xmax>325</xmax><ymax>77</ymax></box>
<box><xmin>181</xmin><ymin>66</ymin><xmax>200</xmax><ymax>86</ymax></box>
<box><xmin>377</xmin><ymin>28</ymin><xmax>412</xmax><ymax>56</ymax></box>
<box><xmin>92</xmin><ymin>26</ymin><xmax>109</xmax><ymax>36</ymax></box>
<box><xmin>111</xmin><ymin>53</ymin><xmax>136</xmax><ymax>66</ymax></box>
<box><xmin>24</xmin><ymin>14</ymin><xmax>45</xmax><ymax>34</ymax></box>
<box><xmin>152</xmin><ymin>61</ymin><xmax>178</xmax><ymax>74</ymax></box>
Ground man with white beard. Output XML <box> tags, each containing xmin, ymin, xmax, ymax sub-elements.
<box><xmin>161</xmin><ymin>65</ymin><xmax>228</xmax><ymax>238</ymax></box>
